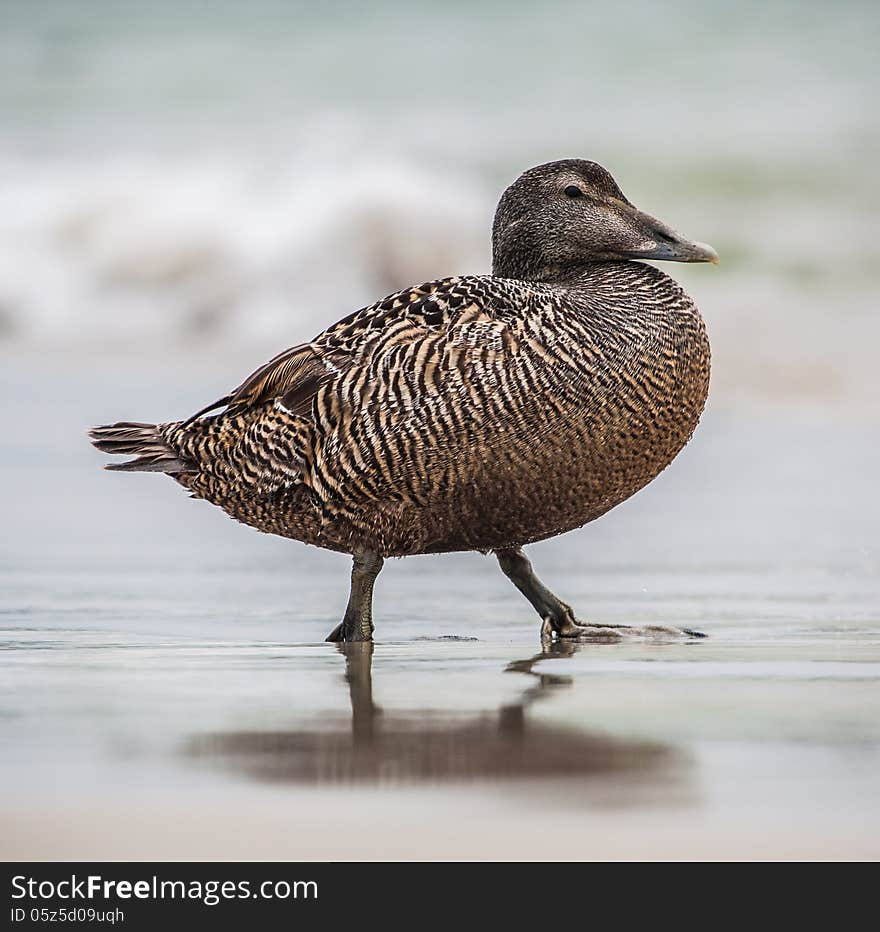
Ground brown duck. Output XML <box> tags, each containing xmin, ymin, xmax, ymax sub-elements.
<box><xmin>90</xmin><ymin>159</ymin><xmax>716</xmax><ymax>643</ymax></box>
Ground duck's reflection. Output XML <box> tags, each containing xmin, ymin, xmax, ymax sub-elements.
<box><xmin>187</xmin><ymin>641</ymin><xmax>688</xmax><ymax>794</ymax></box>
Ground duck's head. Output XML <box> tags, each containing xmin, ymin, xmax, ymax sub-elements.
<box><xmin>492</xmin><ymin>159</ymin><xmax>718</xmax><ymax>281</ymax></box>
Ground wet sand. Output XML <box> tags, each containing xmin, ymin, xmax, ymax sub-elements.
<box><xmin>1</xmin><ymin>355</ymin><xmax>879</xmax><ymax>859</ymax></box>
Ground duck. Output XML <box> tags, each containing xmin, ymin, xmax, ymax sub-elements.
<box><xmin>90</xmin><ymin>159</ymin><xmax>716</xmax><ymax>643</ymax></box>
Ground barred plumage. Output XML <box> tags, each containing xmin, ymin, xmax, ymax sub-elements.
<box><xmin>90</xmin><ymin>159</ymin><xmax>716</xmax><ymax>642</ymax></box>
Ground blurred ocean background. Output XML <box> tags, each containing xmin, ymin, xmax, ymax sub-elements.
<box><xmin>1</xmin><ymin>0</ymin><xmax>878</xmax><ymax>408</ymax></box>
<box><xmin>2</xmin><ymin>0</ymin><xmax>879</xmax><ymax>859</ymax></box>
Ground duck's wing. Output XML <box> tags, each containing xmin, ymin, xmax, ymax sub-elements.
<box><xmin>301</xmin><ymin>275</ymin><xmax>574</xmax><ymax>493</ymax></box>
<box><xmin>171</xmin><ymin>274</ymin><xmax>566</xmax><ymax>504</ymax></box>
<box><xmin>182</xmin><ymin>343</ymin><xmax>345</xmax><ymax>424</ymax></box>
<box><xmin>95</xmin><ymin>274</ymin><xmax>554</xmax><ymax>507</ymax></box>
<box><xmin>185</xmin><ymin>275</ymin><xmax>517</xmax><ymax>425</ymax></box>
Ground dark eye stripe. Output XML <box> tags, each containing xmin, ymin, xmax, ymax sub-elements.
<box><xmin>563</xmin><ymin>185</ymin><xmax>584</xmax><ymax>198</ymax></box>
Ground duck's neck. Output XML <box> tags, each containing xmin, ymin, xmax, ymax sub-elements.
<box><xmin>492</xmin><ymin>222</ymin><xmax>554</xmax><ymax>281</ymax></box>
<box><xmin>492</xmin><ymin>251</ymin><xmax>612</xmax><ymax>286</ymax></box>
<box><xmin>491</xmin><ymin>225</ymin><xmax>618</xmax><ymax>283</ymax></box>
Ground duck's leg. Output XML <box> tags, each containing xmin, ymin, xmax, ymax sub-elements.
<box><xmin>325</xmin><ymin>548</ymin><xmax>384</xmax><ymax>643</ymax></box>
<box><xmin>495</xmin><ymin>547</ymin><xmax>704</xmax><ymax>641</ymax></box>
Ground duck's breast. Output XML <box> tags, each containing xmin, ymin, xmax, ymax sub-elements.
<box><xmin>314</xmin><ymin>264</ymin><xmax>710</xmax><ymax>555</ymax></box>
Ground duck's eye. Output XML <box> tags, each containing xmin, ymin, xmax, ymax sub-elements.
<box><xmin>563</xmin><ymin>185</ymin><xmax>584</xmax><ymax>198</ymax></box>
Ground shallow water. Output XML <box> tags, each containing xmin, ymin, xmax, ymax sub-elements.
<box><xmin>1</xmin><ymin>357</ymin><xmax>878</xmax><ymax>859</ymax></box>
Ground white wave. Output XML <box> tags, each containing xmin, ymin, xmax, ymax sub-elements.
<box><xmin>0</xmin><ymin>150</ymin><xmax>490</xmax><ymax>347</ymax></box>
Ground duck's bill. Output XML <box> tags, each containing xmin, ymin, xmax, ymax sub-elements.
<box><xmin>642</xmin><ymin>238</ymin><xmax>720</xmax><ymax>264</ymax></box>
<box><xmin>626</xmin><ymin>208</ymin><xmax>719</xmax><ymax>264</ymax></box>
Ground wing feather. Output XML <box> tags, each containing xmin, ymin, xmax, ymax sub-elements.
<box><xmin>184</xmin><ymin>276</ymin><xmax>503</xmax><ymax>425</ymax></box>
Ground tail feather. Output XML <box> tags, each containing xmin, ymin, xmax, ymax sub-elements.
<box><xmin>88</xmin><ymin>421</ymin><xmax>188</xmax><ymax>474</ymax></box>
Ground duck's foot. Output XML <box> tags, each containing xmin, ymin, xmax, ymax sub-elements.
<box><xmin>324</xmin><ymin>616</ymin><xmax>375</xmax><ymax>643</ymax></box>
<box><xmin>324</xmin><ymin>606</ymin><xmax>375</xmax><ymax>643</ymax></box>
<box><xmin>541</xmin><ymin>611</ymin><xmax>706</xmax><ymax>643</ymax></box>
<box><xmin>325</xmin><ymin>621</ymin><xmax>345</xmax><ymax>642</ymax></box>
<box><xmin>495</xmin><ymin>547</ymin><xmax>706</xmax><ymax>643</ymax></box>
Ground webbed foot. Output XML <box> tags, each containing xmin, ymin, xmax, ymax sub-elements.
<box><xmin>325</xmin><ymin>621</ymin><xmax>345</xmax><ymax>642</ymax></box>
<box><xmin>541</xmin><ymin>609</ymin><xmax>706</xmax><ymax>643</ymax></box>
